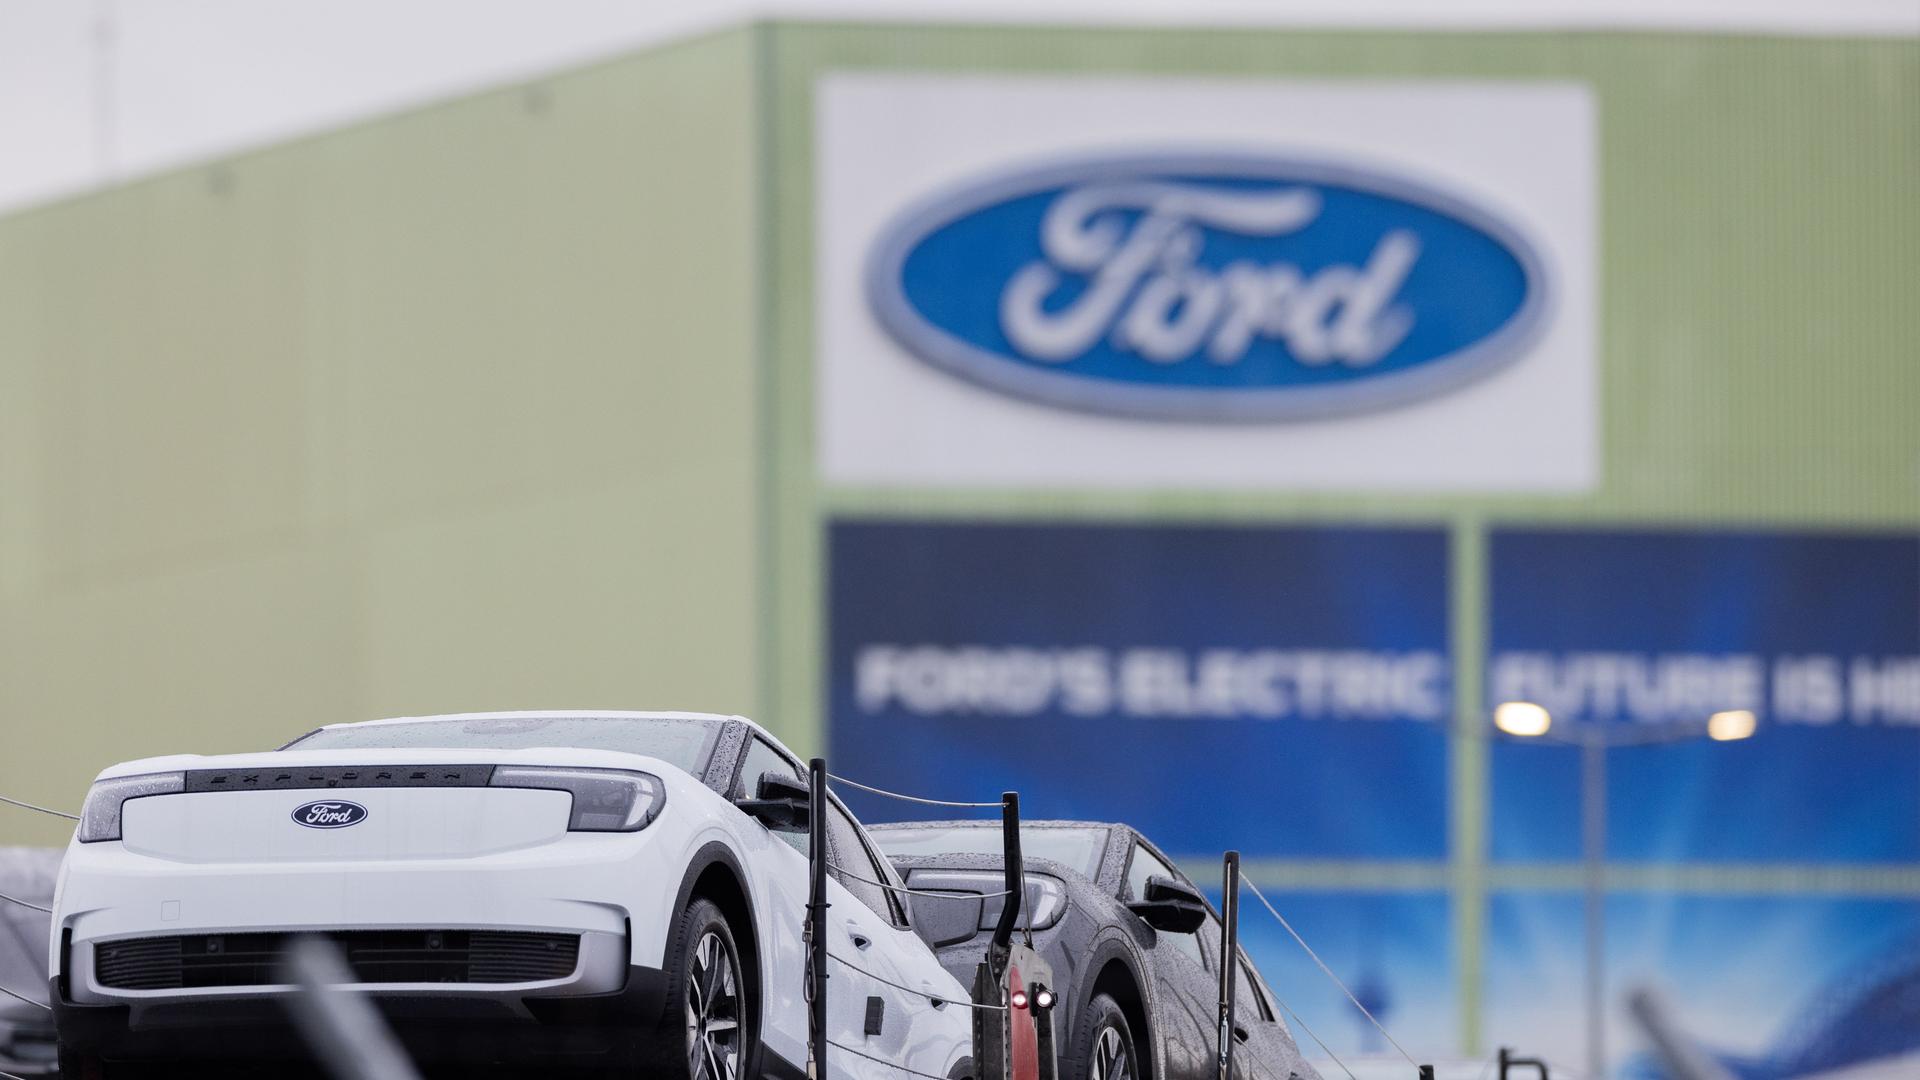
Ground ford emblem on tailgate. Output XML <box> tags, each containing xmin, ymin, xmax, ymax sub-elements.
<box><xmin>864</xmin><ymin>152</ymin><xmax>1552</xmax><ymax>421</ymax></box>
<box><xmin>292</xmin><ymin>800</ymin><xmax>368</xmax><ymax>829</ymax></box>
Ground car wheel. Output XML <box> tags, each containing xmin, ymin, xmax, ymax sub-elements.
<box><xmin>650</xmin><ymin>897</ymin><xmax>751</xmax><ymax>1080</ymax></box>
<box><xmin>1074</xmin><ymin>993</ymin><xmax>1140</xmax><ymax>1080</ymax></box>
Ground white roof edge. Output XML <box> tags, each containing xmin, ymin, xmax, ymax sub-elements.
<box><xmin>771</xmin><ymin>2</ymin><xmax>1920</xmax><ymax>37</ymax></box>
<box><xmin>327</xmin><ymin>710</ymin><xmax>750</xmax><ymax>729</ymax></box>
<box><xmin>6</xmin><ymin>4</ymin><xmax>1910</xmax><ymax>220</ymax></box>
<box><xmin>1</xmin><ymin>4</ymin><xmax>1907</xmax><ymax>222</ymax></box>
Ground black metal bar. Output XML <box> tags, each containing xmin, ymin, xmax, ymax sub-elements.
<box><xmin>998</xmin><ymin>791</ymin><xmax>1029</xmax><ymax>968</ymax></box>
<box><xmin>1217</xmin><ymin>850</ymin><xmax>1240</xmax><ymax>1080</ymax></box>
<box><xmin>1499</xmin><ymin>1046</ymin><xmax>1550</xmax><ymax>1080</ymax></box>
<box><xmin>808</xmin><ymin>757</ymin><xmax>830</xmax><ymax>1079</ymax></box>
<box><xmin>972</xmin><ymin>963</ymin><xmax>1002</xmax><ymax>1080</ymax></box>
<box><xmin>989</xmin><ymin>791</ymin><xmax>1024</xmax><ymax>971</ymax></box>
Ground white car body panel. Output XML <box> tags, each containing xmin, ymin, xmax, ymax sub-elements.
<box><xmin>50</xmin><ymin>712</ymin><xmax>974</xmax><ymax>1079</ymax></box>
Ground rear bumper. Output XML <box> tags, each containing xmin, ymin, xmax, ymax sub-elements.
<box><xmin>51</xmin><ymin>964</ymin><xmax>670</xmax><ymax>1066</ymax></box>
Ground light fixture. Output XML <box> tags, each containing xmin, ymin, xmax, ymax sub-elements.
<box><xmin>1034</xmin><ymin>986</ymin><xmax>1055</xmax><ymax>1010</ymax></box>
<box><xmin>1010</xmin><ymin>988</ymin><xmax>1029</xmax><ymax>1010</ymax></box>
<box><xmin>1493</xmin><ymin>701</ymin><xmax>1552</xmax><ymax>738</ymax></box>
<box><xmin>1707</xmin><ymin>709</ymin><xmax>1757</xmax><ymax>742</ymax></box>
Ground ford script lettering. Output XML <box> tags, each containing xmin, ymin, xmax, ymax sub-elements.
<box><xmin>864</xmin><ymin>154</ymin><xmax>1552</xmax><ymax>421</ymax></box>
<box><xmin>292</xmin><ymin>800</ymin><xmax>368</xmax><ymax>830</ymax></box>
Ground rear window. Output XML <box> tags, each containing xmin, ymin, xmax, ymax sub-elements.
<box><xmin>871</xmin><ymin>825</ymin><xmax>1108</xmax><ymax>880</ymax></box>
<box><xmin>285</xmin><ymin>716</ymin><xmax>722</xmax><ymax>776</ymax></box>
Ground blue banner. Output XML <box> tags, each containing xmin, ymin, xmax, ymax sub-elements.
<box><xmin>829</xmin><ymin>521</ymin><xmax>1920</xmax><ymax>1074</ymax></box>
<box><xmin>1487</xmin><ymin>528</ymin><xmax>1920</xmax><ymax>863</ymax></box>
<box><xmin>828</xmin><ymin>520</ymin><xmax>1452</xmax><ymax>859</ymax></box>
<box><xmin>1485</xmin><ymin>527</ymin><xmax>1920</xmax><ymax>1078</ymax></box>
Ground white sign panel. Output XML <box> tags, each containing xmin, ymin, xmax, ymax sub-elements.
<box><xmin>816</xmin><ymin>74</ymin><xmax>1597</xmax><ymax>492</ymax></box>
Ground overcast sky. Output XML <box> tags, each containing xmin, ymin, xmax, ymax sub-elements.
<box><xmin>1</xmin><ymin>0</ymin><xmax>1915</xmax><ymax>217</ymax></box>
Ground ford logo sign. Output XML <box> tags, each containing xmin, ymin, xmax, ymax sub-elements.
<box><xmin>291</xmin><ymin>800</ymin><xmax>368</xmax><ymax>830</ymax></box>
<box><xmin>865</xmin><ymin>152</ymin><xmax>1552</xmax><ymax>421</ymax></box>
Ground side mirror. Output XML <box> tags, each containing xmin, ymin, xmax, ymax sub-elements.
<box><xmin>1127</xmin><ymin>875</ymin><xmax>1207</xmax><ymax>935</ymax></box>
<box><xmin>738</xmin><ymin>772</ymin><xmax>811</xmax><ymax>831</ymax></box>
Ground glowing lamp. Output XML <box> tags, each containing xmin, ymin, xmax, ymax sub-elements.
<box><xmin>1493</xmin><ymin>701</ymin><xmax>1552</xmax><ymax>738</ymax></box>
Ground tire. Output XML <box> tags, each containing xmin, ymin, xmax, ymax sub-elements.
<box><xmin>642</xmin><ymin>897</ymin><xmax>753</xmax><ymax>1080</ymax></box>
<box><xmin>1071</xmin><ymin>993</ymin><xmax>1141</xmax><ymax>1080</ymax></box>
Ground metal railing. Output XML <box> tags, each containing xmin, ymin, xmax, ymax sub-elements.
<box><xmin>1217</xmin><ymin>848</ymin><xmax>1437</xmax><ymax>1080</ymax></box>
<box><xmin>816</xmin><ymin>761</ymin><xmax>1050</xmax><ymax>1080</ymax></box>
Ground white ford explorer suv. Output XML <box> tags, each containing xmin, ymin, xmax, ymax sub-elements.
<box><xmin>50</xmin><ymin>711</ymin><xmax>973</xmax><ymax>1079</ymax></box>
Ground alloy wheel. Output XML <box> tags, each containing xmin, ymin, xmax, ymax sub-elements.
<box><xmin>1091</xmin><ymin>1023</ymin><xmax>1133</xmax><ymax>1080</ymax></box>
<box><xmin>684</xmin><ymin>930</ymin><xmax>742</xmax><ymax>1080</ymax></box>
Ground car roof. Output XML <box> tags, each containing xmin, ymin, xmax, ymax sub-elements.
<box><xmin>318</xmin><ymin>710</ymin><xmax>752</xmax><ymax>731</ymax></box>
<box><xmin>294</xmin><ymin>712</ymin><xmax>781</xmax><ymax>795</ymax></box>
<box><xmin>866</xmin><ymin>819</ymin><xmax>1135</xmax><ymax>856</ymax></box>
<box><xmin>868</xmin><ymin>820</ymin><xmax>1135</xmax><ymax>893</ymax></box>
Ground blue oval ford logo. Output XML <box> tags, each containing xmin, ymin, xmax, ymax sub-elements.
<box><xmin>864</xmin><ymin>153</ymin><xmax>1552</xmax><ymax>421</ymax></box>
<box><xmin>291</xmin><ymin>800</ymin><xmax>368</xmax><ymax>830</ymax></box>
